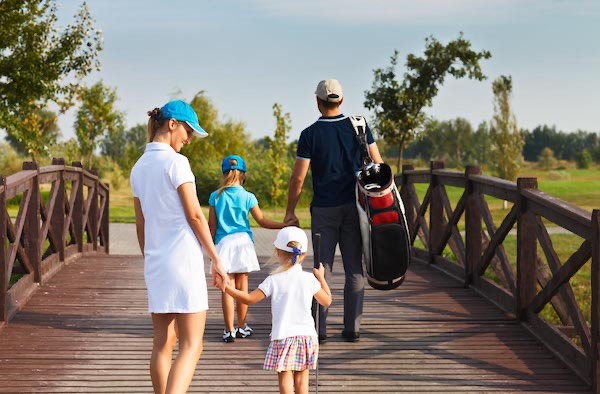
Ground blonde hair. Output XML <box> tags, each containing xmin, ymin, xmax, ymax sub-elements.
<box><xmin>271</xmin><ymin>241</ymin><xmax>306</xmax><ymax>274</ymax></box>
<box><xmin>217</xmin><ymin>158</ymin><xmax>246</xmax><ymax>196</ymax></box>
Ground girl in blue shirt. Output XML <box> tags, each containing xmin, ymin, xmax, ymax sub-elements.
<box><xmin>209</xmin><ymin>154</ymin><xmax>290</xmax><ymax>342</ymax></box>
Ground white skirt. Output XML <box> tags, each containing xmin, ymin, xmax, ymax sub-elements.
<box><xmin>215</xmin><ymin>232</ymin><xmax>260</xmax><ymax>273</ymax></box>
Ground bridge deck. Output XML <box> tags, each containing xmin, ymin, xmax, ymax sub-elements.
<box><xmin>0</xmin><ymin>229</ymin><xmax>590</xmax><ymax>393</ymax></box>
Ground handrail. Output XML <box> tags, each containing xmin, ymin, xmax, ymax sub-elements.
<box><xmin>399</xmin><ymin>161</ymin><xmax>599</xmax><ymax>390</ymax></box>
<box><xmin>0</xmin><ymin>158</ymin><xmax>110</xmax><ymax>325</ymax></box>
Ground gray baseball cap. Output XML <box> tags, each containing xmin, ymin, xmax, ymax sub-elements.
<box><xmin>315</xmin><ymin>79</ymin><xmax>343</xmax><ymax>102</ymax></box>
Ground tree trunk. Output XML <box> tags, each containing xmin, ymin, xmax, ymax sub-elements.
<box><xmin>396</xmin><ymin>143</ymin><xmax>404</xmax><ymax>174</ymax></box>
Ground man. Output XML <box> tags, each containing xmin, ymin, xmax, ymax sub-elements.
<box><xmin>284</xmin><ymin>79</ymin><xmax>383</xmax><ymax>343</ymax></box>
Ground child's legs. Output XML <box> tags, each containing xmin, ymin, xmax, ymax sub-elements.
<box><xmin>234</xmin><ymin>272</ymin><xmax>249</xmax><ymax>326</ymax></box>
<box><xmin>221</xmin><ymin>273</ymin><xmax>236</xmax><ymax>331</ymax></box>
<box><xmin>277</xmin><ymin>371</ymin><xmax>294</xmax><ymax>394</ymax></box>
<box><xmin>293</xmin><ymin>369</ymin><xmax>309</xmax><ymax>394</ymax></box>
<box><xmin>150</xmin><ymin>313</ymin><xmax>177</xmax><ymax>394</ymax></box>
<box><xmin>166</xmin><ymin>312</ymin><xmax>206</xmax><ymax>394</ymax></box>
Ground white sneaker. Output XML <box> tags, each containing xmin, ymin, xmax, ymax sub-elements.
<box><xmin>236</xmin><ymin>324</ymin><xmax>253</xmax><ymax>338</ymax></box>
<box><xmin>222</xmin><ymin>329</ymin><xmax>236</xmax><ymax>343</ymax></box>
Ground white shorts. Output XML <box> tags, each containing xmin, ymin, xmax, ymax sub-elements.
<box><xmin>215</xmin><ymin>232</ymin><xmax>260</xmax><ymax>274</ymax></box>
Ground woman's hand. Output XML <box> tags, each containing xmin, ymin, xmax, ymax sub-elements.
<box><xmin>212</xmin><ymin>259</ymin><xmax>228</xmax><ymax>291</ymax></box>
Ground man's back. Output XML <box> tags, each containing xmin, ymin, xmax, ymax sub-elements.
<box><xmin>297</xmin><ymin>114</ymin><xmax>374</xmax><ymax>207</ymax></box>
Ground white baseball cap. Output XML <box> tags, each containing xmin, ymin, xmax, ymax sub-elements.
<box><xmin>274</xmin><ymin>226</ymin><xmax>308</xmax><ymax>253</ymax></box>
<box><xmin>315</xmin><ymin>79</ymin><xmax>343</xmax><ymax>103</ymax></box>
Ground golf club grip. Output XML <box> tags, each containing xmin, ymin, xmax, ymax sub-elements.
<box><xmin>314</xmin><ymin>233</ymin><xmax>321</xmax><ymax>269</ymax></box>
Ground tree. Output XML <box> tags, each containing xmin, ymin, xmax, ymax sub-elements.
<box><xmin>267</xmin><ymin>103</ymin><xmax>293</xmax><ymax>207</ymax></box>
<box><xmin>5</xmin><ymin>108</ymin><xmax>60</xmax><ymax>159</ymax></box>
<box><xmin>471</xmin><ymin>121</ymin><xmax>493</xmax><ymax>167</ymax></box>
<box><xmin>364</xmin><ymin>34</ymin><xmax>491</xmax><ymax>172</ymax></box>
<box><xmin>537</xmin><ymin>147</ymin><xmax>556</xmax><ymax>171</ymax></box>
<box><xmin>489</xmin><ymin>76</ymin><xmax>523</xmax><ymax>181</ymax></box>
<box><xmin>75</xmin><ymin>82</ymin><xmax>125</xmax><ymax>166</ymax></box>
<box><xmin>575</xmin><ymin>149</ymin><xmax>592</xmax><ymax>169</ymax></box>
<box><xmin>0</xmin><ymin>0</ymin><xmax>102</xmax><ymax>160</ymax></box>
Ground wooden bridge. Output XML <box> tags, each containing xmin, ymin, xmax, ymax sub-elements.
<box><xmin>0</xmin><ymin>160</ymin><xmax>598</xmax><ymax>393</ymax></box>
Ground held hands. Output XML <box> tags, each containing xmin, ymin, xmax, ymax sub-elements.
<box><xmin>211</xmin><ymin>259</ymin><xmax>229</xmax><ymax>291</ymax></box>
<box><xmin>313</xmin><ymin>263</ymin><xmax>326</xmax><ymax>282</ymax></box>
<box><xmin>283</xmin><ymin>212</ymin><xmax>300</xmax><ymax>227</ymax></box>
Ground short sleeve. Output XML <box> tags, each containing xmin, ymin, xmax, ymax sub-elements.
<box><xmin>168</xmin><ymin>155</ymin><xmax>195</xmax><ymax>190</ymax></box>
<box><xmin>258</xmin><ymin>275</ymin><xmax>273</xmax><ymax>298</ymax></box>
<box><xmin>308</xmin><ymin>274</ymin><xmax>321</xmax><ymax>296</ymax></box>
<box><xmin>296</xmin><ymin>128</ymin><xmax>311</xmax><ymax>159</ymax></box>
<box><xmin>366</xmin><ymin>123</ymin><xmax>375</xmax><ymax>145</ymax></box>
<box><xmin>209</xmin><ymin>191</ymin><xmax>217</xmax><ymax>207</ymax></box>
<box><xmin>130</xmin><ymin>169</ymin><xmax>139</xmax><ymax>198</ymax></box>
<box><xmin>246</xmin><ymin>192</ymin><xmax>258</xmax><ymax>211</ymax></box>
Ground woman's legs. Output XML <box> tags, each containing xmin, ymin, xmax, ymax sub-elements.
<box><xmin>222</xmin><ymin>273</ymin><xmax>236</xmax><ymax>332</ymax></box>
<box><xmin>150</xmin><ymin>313</ymin><xmax>177</xmax><ymax>394</ymax></box>
<box><xmin>234</xmin><ymin>273</ymin><xmax>249</xmax><ymax>327</ymax></box>
<box><xmin>165</xmin><ymin>312</ymin><xmax>206</xmax><ymax>394</ymax></box>
<box><xmin>293</xmin><ymin>369</ymin><xmax>309</xmax><ymax>394</ymax></box>
<box><xmin>277</xmin><ymin>371</ymin><xmax>294</xmax><ymax>394</ymax></box>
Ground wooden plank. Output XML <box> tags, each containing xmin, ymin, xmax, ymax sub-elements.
<box><xmin>529</xmin><ymin>240</ymin><xmax>591</xmax><ymax>315</ymax></box>
<box><xmin>592</xmin><ymin>210</ymin><xmax>600</xmax><ymax>392</ymax></box>
<box><xmin>536</xmin><ymin>216</ymin><xmax>591</xmax><ymax>356</ymax></box>
<box><xmin>0</xmin><ymin>176</ymin><xmax>6</xmax><ymax>322</ymax></box>
<box><xmin>0</xmin><ymin>251</ymin><xmax>590</xmax><ymax>392</ymax></box>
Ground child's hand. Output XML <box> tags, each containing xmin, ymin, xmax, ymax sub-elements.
<box><xmin>313</xmin><ymin>263</ymin><xmax>326</xmax><ymax>281</ymax></box>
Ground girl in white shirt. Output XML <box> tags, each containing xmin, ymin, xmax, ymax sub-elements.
<box><xmin>224</xmin><ymin>226</ymin><xmax>332</xmax><ymax>394</ymax></box>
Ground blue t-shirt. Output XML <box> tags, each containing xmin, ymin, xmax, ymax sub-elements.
<box><xmin>296</xmin><ymin>114</ymin><xmax>375</xmax><ymax>207</ymax></box>
<box><xmin>209</xmin><ymin>185</ymin><xmax>258</xmax><ymax>244</ymax></box>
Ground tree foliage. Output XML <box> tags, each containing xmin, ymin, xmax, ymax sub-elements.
<box><xmin>0</xmin><ymin>0</ymin><xmax>102</xmax><ymax>159</ymax></box>
<box><xmin>4</xmin><ymin>108</ymin><xmax>60</xmax><ymax>159</ymax></box>
<box><xmin>75</xmin><ymin>82</ymin><xmax>125</xmax><ymax>166</ymax></box>
<box><xmin>489</xmin><ymin>76</ymin><xmax>523</xmax><ymax>181</ymax></box>
<box><xmin>267</xmin><ymin>103</ymin><xmax>293</xmax><ymax>207</ymax></box>
<box><xmin>364</xmin><ymin>34</ymin><xmax>491</xmax><ymax>171</ymax></box>
<box><xmin>537</xmin><ymin>147</ymin><xmax>556</xmax><ymax>171</ymax></box>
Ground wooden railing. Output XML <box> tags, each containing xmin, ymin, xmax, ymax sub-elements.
<box><xmin>0</xmin><ymin>159</ymin><xmax>109</xmax><ymax>323</ymax></box>
<box><xmin>399</xmin><ymin>161</ymin><xmax>599</xmax><ymax>391</ymax></box>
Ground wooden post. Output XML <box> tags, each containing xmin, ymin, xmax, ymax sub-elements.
<box><xmin>22</xmin><ymin>162</ymin><xmax>41</xmax><ymax>283</ymax></box>
<box><xmin>591</xmin><ymin>209</ymin><xmax>600</xmax><ymax>392</ymax></box>
<box><xmin>72</xmin><ymin>162</ymin><xmax>84</xmax><ymax>253</ymax></box>
<box><xmin>89</xmin><ymin>168</ymin><xmax>99</xmax><ymax>252</ymax></box>
<box><xmin>516</xmin><ymin>177</ymin><xmax>538</xmax><ymax>320</ymax></box>
<box><xmin>401</xmin><ymin>164</ymin><xmax>415</xmax><ymax>245</ymax></box>
<box><xmin>0</xmin><ymin>176</ymin><xmax>7</xmax><ymax>322</ymax></box>
<box><xmin>102</xmin><ymin>185</ymin><xmax>109</xmax><ymax>254</ymax></box>
<box><xmin>464</xmin><ymin>165</ymin><xmax>482</xmax><ymax>287</ymax></box>
<box><xmin>429</xmin><ymin>161</ymin><xmax>444</xmax><ymax>264</ymax></box>
<box><xmin>51</xmin><ymin>158</ymin><xmax>65</xmax><ymax>261</ymax></box>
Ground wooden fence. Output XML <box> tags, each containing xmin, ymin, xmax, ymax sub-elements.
<box><xmin>399</xmin><ymin>161</ymin><xmax>600</xmax><ymax>391</ymax></box>
<box><xmin>0</xmin><ymin>159</ymin><xmax>109</xmax><ymax>324</ymax></box>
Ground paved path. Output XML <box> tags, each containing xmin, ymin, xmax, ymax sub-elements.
<box><xmin>110</xmin><ymin>223</ymin><xmax>340</xmax><ymax>256</ymax></box>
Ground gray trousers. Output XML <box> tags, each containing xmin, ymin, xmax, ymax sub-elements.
<box><xmin>311</xmin><ymin>203</ymin><xmax>364</xmax><ymax>336</ymax></box>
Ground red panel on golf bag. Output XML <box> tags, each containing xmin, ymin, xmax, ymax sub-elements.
<box><xmin>368</xmin><ymin>193</ymin><xmax>394</xmax><ymax>210</ymax></box>
<box><xmin>372</xmin><ymin>211</ymin><xmax>399</xmax><ymax>225</ymax></box>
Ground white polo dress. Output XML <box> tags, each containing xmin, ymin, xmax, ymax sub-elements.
<box><xmin>130</xmin><ymin>142</ymin><xmax>208</xmax><ymax>313</ymax></box>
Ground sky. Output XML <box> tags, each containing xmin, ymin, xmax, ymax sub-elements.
<box><xmin>49</xmin><ymin>0</ymin><xmax>599</xmax><ymax>142</ymax></box>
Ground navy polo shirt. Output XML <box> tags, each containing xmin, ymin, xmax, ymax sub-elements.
<box><xmin>297</xmin><ymin>114</ymin><xmax>375</xmax><ymax>207</ymax></box>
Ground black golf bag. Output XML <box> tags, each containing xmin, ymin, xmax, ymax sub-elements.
<box><xmin>351</xmin><ymin>116</ymin><xmax>411</xmax><ymax>290</ymax></box>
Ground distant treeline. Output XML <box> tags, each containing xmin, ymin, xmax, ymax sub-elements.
<box><xmin>399</xmin><ymin>119</ymin><xmax>599</xmax><ymax>167</ymax></box>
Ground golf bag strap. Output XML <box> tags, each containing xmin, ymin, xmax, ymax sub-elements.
<box><xmin>349</xmin><ymin>115</ymin><xmax>372</xmax><ymax>165</ymax></box>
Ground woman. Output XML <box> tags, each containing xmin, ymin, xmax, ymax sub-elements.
<box><xmin>130</xmin><ymin>100</ymin><xmax>228</xmax><ymax>394</ymax></box>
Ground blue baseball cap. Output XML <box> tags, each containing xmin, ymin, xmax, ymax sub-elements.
<box><xmin>160</xmin><ymin>100</ymin><xmax>208</xmax><ymax>138</ymax></box>
<box><xmin>221</xmin><ymin>155</ymin><xmax>246</xmax><ymax>173</ymax></box>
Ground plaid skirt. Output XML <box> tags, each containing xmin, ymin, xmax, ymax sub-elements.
<box><xmin>263</xmin><ymin>335</ymin><xmax>318</xmax><ymax>371</ymax></box>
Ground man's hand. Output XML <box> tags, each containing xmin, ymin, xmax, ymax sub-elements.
<box><xmin>284</xmin><ymin>212</ymin><xmax>300</xmax><ymax>227</ymax></box>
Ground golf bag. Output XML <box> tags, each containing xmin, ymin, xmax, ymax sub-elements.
<box><xmin>351</xmin><ymin>116</ymin><xmax>411</xmax><ymax>290</ymax></box>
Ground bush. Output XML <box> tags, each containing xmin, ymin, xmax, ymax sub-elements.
<box><xmin>575</xmin><ymin>149</ymin><xmax>592</xmax><ymax>169</ymax></box>
<box><xmin>0</xmin><ymin>143</ymin><xmax>24</xmax><ymax>176</ymax></box>
<box><xmin>547</xmin><ymin>170</ymin><xmax>571</xmax><ymax>181</ymax></box>
<box><xmin>537</xmin><ymin>147</ymin><xmax>556</xmax><ymax>171</ymax></box>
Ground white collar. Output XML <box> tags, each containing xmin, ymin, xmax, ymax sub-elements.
<box><xmin>145</xmin><ymin>142</ymin><xmax>175</xmax><ymax>153</ymax></box>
